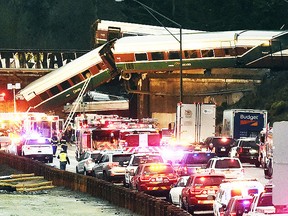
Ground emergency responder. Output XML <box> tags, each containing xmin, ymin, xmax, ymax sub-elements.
<box><xmin>57</xmin><ymin>148</ymin><xmax>70</xmax><ymax>170</ymax></box>
<box><xmin>208</xmin><ymin>143</ymin><xmax>216</xmax><ymax>153</ymax></box>
<box><xmin>60</xmin><ymin>133</ymin><xmax>68</xmax><ymax>152</ymax></box>
<box><xmin>51</xmin><ymin>135</ymin><xmax>58</xmax><ymax>157</ymax></box>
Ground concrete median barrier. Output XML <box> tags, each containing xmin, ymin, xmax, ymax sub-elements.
<box><xmin>0</xmin><ymin>151</ymin><xmax>190</xmax><ymax>216</ymax></box>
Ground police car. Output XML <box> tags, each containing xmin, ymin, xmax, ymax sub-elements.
<box><xmin>213</xmin><ymin>179</ymin><xmax>264</xmax><ymax>216</ymax></box>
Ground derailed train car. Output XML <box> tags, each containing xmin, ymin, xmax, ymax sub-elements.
<box><xmin>16</xmin><ymin>39</ymin><xmax>119</xmax><ymax>110</ymax></box>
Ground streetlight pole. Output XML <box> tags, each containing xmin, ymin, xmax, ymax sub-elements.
<box><xmin>7</xmin><ymin>83</ymin><xmax>21</xmax><ymax>113</ymax></box>
<box><xmin>115</xmin><ymin>0</ymin><xmax>183</xmax><ymax>103</ymax></box>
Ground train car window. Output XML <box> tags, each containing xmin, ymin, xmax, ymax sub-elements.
<box><xmin>81</xmin><ymin>70</ymin><xmax>91</xmax><ymax>79</ymax></box>
<box><xmin>39</xmin><ymin>91</ymin><xmax>50</xmax><ymax>101</ymax></box>
<box><xmin>60</xmin><ymin>80</ymin><xmax>71</xmax><ymax>90</ymax></box>
<box><xmin>184</xmin><ymin>50</ymin><xmax>198</xmax><ymax>58</ymax></box>
<box><xmin>50</xmin><ymin>85</ymin><xmax>61</xmax><ymax>95</ymax></box>
<box><xmin>235</xmin><ymin>47</ymin><xmax>251</xmax><ymax>55</ymax></box>
<box><xmin>123</xmin><ymin>33</ymin><xmax>138</xmax><ymax>37</ymax></box>
<box><xmin>107</xmin><ymin>26</ymin><xmax>121</xmax><ymax>41</ymax></box>
<box><xmin>71</xmin><ymin>75</ymin><xmax>82</xmax><ymax>84</ymax></box>
<box><xmin>168</xmin><ymin>51</ymin><xmax>180</xmax><ymax>59</ymax></box>
<box><xmin>135</xmin><ymin>53</ymin><xmax>148</xmax><ymax>61</ymax></box>
<box><xmin>151</xmin><ymin>52</ymin><xmax>164</xmax><ymax>60</ymax></box>
<box><xmin>201</xmin><ymin>49</ymin><xmax>214</xmax><ymax>57</ymax></box>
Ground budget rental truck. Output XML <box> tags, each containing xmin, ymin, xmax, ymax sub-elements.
<box><xmin>222</xmin><ymin>109</ymin><xmax>268</xmax><ymax>139</ymax></box>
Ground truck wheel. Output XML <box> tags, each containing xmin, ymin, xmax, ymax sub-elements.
<box><xmin>255</xmin><ymin>160</ymin><xmax>261</xmax><ymax>167</ymax></box>
<box><xmin>264</xmin><ymin>159</ymin><xmax>273</xmax><ymax>178</ymax></box>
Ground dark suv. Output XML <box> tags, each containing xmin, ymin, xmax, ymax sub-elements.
<box><xmin>204</xmin><ymin>136</ymin><xmax>235</xmax><ymax>157</ymax></box>
<box><xmin>177</xmin><ymin>151</ymin><xmax>216</xmax><ymax>176</ymax></box>
<box><xmin>235</xmin><ymin>137</ymin><xmax>260</xmax><ymax>167</ymax></box>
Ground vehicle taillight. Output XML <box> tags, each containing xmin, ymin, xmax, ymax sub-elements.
<box><xmin>107</xmin><ymin>162</ymin><xmax>119</xmax><ymax>169</ymax></box>
<box><xmin>183</xmin><ymin>166</ymin><xmax>188</xmax><ymax>175</ymax></box>
<box><xmin>239</xmin><ymin>147</ymin><xmax>243</xmax><ymax>153</ymax></box>
<box><xmin>167</xmin><ymin>173</ymin><xmax>178</xmax><ymax>181</ymax></box>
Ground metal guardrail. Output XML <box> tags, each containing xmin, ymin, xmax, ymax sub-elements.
<box><xmin>0</xmin><ymin>151</ymin><xmax>190</xmax><ymax>216</ymax></box>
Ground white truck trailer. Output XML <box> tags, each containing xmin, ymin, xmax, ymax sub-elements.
<box><xmin>175</xmin><ymin>103</ymin><xmax>216</xmax><ymax>144</ymax></box>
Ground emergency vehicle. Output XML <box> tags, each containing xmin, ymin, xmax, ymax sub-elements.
<box><xmin>257</xmin><ymin>125</ymin><xmax>273</xmax><ymax>178</ymax></box>
<box><xmin>0</xmin><ymin>112</ymin><xmax>61</xmax><ymax>138</ymax></box>
<box><xmin>0</xmin><ymin>112</ymin><xmax>62</xmax><ymax>156</ymax></box>
<box><xmin>73</xmin><ymin>114</ymin><xmax>162</xmax><ymax>159</ymax></box>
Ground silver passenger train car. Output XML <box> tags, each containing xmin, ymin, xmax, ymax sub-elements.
<box><xmin>16</xmin><ymin>40</ymin><xmax>119</xmax><ymax>110</ymax></box>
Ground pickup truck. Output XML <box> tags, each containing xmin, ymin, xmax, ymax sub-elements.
<box><xmin>21</xmin><ymin>137</ymin><xmax>53</xmax><ymax>163</ymax></box>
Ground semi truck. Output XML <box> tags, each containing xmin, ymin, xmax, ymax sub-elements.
<box><xmin>174</xmin><ymin>103</ymin><xmax>216</xmax><ymax>144</ymax></box>
<box><xmin>222</xmin><ymin>109</ymin><xmax>268</xmax><ymax>139</ymax></box>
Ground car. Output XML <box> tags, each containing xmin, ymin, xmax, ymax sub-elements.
<box><xmin>244</xmin><ymin>192</ymin><xmax>274</xmax><ymax>215</ymax></box>
<box><xmin>123</xmin><ymin>152</ymin><xmax>164</xmax><ymax>187</ymax></box>
<box><xmin>234</xmin><ymin>137</ymin><xmax>261</xmax><ymax>167</ymax></box>
<box><xmin>180</xmin><ymin>173</ymin><xmax>226</xmax><ymax>215</ymax></box>
<box><xmin>92</xmin><ymin>151</ymin><xmax>132</xmax><ymax>182</ymax></box>
<box><xmin>21</xmin><ymin>136</ymin><xmax>54</xmax><ymax>163</ymax></box>
<box><xmin>223</xmin><ymin>195</ymin><xmax>253</xmax><ymax>216</ymax></box>
<box><xmin>177</xmin><ymin>151</ymin><xmax>216</xmax><ymax>176</ymax></box>
<box><xmin>130</xmin><ymin>162</ymin><xmax>178</xmax><ymax>199</ymax></box>
<box><xmin>213</xmin><ymin>179</ymin><xmax>264</xmax><ymax>216</ymax></box>
<box><xmin>205</xmin><ymin>157</ymin><xmax>244</xmax><ymax>179</ymax></box>
<box><xmin>76</xmin><ymin>150</ymin><xmax>103</xmax><ymax>176</ymax></box>
<box><xmin>168</xmin><ymin>175</ymin><xmax>189</xmax><ymax>205</ymax></box>
<box><xmin>203</xmin><ymin>136</ymin><xmax>236</xmax><ymax>157</ymax></box>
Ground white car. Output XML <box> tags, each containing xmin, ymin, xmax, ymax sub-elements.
<box><xmin>213</xmin><ymin>178</ymin><xmax>264</xmax><ymax>216</ymax></box>
<box><xmin>168</xmin><ymin>175</ymin><xmax>189</xmax><ymax>205</ymax></box>
<box><xmin>205</xmin><ymin>157</ymin><xmax>244</xmax><ymax>179</ymax></box>
<box><xmin>76</xmin><ymin>150</ymin><xmax>103</xmax><ymax>176</ymax></box>
<box><xmin>21</xmin><ymin>137</ymin><xmax>54</xmax><ymax>163</ymax></box>
<box><xmin>124</xmin><ymin>152</ymin><xmax>164</xmax><ymax>187</ymax></box>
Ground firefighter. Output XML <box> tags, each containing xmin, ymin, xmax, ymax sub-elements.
<box><xmin>57</xmin><ymin>148</ymin><xmax>70</xmax><ymax>171</ymax></box>
<box><xmin>60</xmin><ymin>133</ymin><xmax>68</xmax><ymax>152</ymax></box>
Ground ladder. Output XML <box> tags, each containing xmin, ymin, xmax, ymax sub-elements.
<box><xmin>62</xmin><ymin>77</ymin><xmax>91</xmax><ymax>133</ymax></box>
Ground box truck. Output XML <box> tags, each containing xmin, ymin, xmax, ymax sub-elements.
<box><xmin>222</xmin><ymin>109</ymin><xmax>268</xmax><ymax>139</ymax></box>
<box><xmin>174</xmin><ymin>103</ymin><xmax>216</xmax><ymax>144</ymax></box>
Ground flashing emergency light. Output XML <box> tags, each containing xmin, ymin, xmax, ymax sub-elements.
<box><xmin>221</xmin><ymin>137</ymin><xmax>229</xmax><ymax>142</ymax></box>
<box><xmin>148</xmin><ymin>164</ymin><xmax>167</xmax><ymax>172</ymax></box>
<box><xmin>242</xmin><ymin>200</ymin><xmax>251</xmax><ymax>206</ymax></box>
<box><xmin>199</xmin><ymin>176</ymin><xmax>206</xmax><ymax>182</ymax></box>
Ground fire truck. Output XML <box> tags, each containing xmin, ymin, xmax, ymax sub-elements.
<box><xmin>74</xmin><ymin>114</ymin><xmax>162</xmax><ymax>159</ymax></box>
<box><xmin>257</xmin><ymin>125</ymin><xmax>273</xmax><ymax>179</ymax></box>
<box><xmin>0</xmin><ymin>112</ymin><xmax>61</xmax><ymax>138</ymax></box>
<box><xmin>0</xmin><ymin>112</ymin><xmax>62</xmax><ymax>154</ymax></box>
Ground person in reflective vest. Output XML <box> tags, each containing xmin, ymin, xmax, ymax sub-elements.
<box><xmin>57</xmin><ymin>149</ymin><xmax>70</xmax><ymax>170</ymax></box>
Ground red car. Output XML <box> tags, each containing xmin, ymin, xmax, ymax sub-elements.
<box><xmin>130</xmin><ymin>163</ymin><xmax>178</xmax><ymax>199</ymax></box>
<box><xmin>180</xmin><ymin>173</ymin><xmax>225</xmax><ymax>215</ymax></box>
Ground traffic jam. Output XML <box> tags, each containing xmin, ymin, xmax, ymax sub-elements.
<box><xmin>1</xmin><ymin>111</ymin><xmax>286</xmax><ymax>216</ymax></box>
